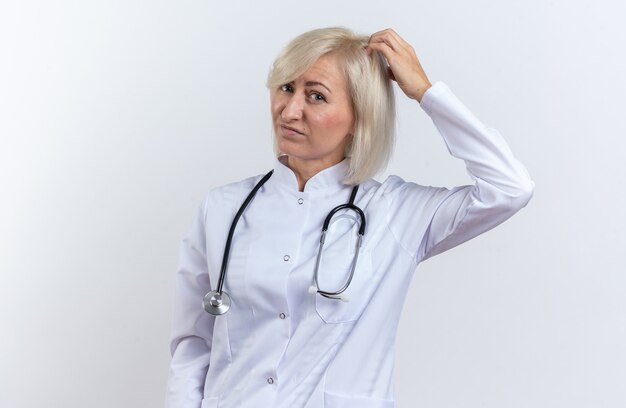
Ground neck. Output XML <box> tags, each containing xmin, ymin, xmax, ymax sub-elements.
<box><xmin>286</xmin><ymin>155</ymin><xmax>345</xmax><ymax>192</ymax></box>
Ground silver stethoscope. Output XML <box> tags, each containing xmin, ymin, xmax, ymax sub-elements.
<box><xmin>203</xmin><ymin>169</ymin><xmax>367</xmax><ymax>316</ymax></box>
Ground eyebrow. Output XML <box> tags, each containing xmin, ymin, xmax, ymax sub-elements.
<box><xmin>305</xmin><ymin>81</ymin><xmax>332</xmax><ymax>94</ymax></box>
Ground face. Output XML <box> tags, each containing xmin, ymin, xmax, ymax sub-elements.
<box><xmin>271</xmin><ymin>53</ymin><xmax>355</xmax><ymax>167</ymax></box>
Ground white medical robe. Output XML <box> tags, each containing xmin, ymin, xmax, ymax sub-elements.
<box><xmin>166</xmin><ymin>81</ymin><xmax>535</xmax><ymax>408</ymax></box>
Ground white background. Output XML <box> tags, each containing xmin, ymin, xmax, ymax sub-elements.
<box><xmin>1</xmin><ymin>1</ymin><xmax>625</xmax><ymax>407</ymax></box>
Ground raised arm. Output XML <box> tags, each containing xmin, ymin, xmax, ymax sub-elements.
<box><xmin>368</xmin><ymin>29</ymin><xmax>534</xmax><ymax>262</ymax></box>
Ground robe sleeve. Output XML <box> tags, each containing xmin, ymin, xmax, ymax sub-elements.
<box><xmin>384</xmin><ymin>81</ymin><xmax>535</xmax><ymax>263</ymax></box>
<box><xmin>165</xmin><ymin>197</ymin><xmax>214</xmax><ymax>408</ymax></box>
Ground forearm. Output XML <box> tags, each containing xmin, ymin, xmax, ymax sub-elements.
<box><xmin>416</xmin><ymin>81</ymin><xmax>535</xmax><ymax>259</ymax></box>
<box><xmin>420</xmin><ymin>81</ymin><xmax>535</xmax><ymax>200</ymax></box>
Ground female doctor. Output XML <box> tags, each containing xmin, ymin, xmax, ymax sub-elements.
<box><xmin>166</xmin><ymin>27</ymin><xmax>534</xmax><ymax>408</ymax></box>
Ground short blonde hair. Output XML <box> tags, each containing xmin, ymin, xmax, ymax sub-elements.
<box><xmin>266</xmin><ymin>27</ymin><xmax>396</xmax><ymax>185</ymax></box>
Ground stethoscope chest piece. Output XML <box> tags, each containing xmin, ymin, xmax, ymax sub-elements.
<box><xmin>203</xmin><ymin>290</ymin><xmax>231</xmax><ymax>315</ymax></box>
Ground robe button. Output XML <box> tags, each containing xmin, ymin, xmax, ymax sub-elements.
<box><xmin>283</xmin><ymin>255</ymin><xmax>290</xmax><ymax>261</ymax></box>
<box><xmin>298</xmin><ymin>198</ymin><xmax>304</xmax><ymax>205</ymax></box>
<box><xmin>267</xmin><ymin>377</ymin><xmax>275</xmax><ymax>384</ymax></box>
<box><xmin>279</xmin><ymin>312</ymin><xmax>286</xmax><ymax>319</ymax></box>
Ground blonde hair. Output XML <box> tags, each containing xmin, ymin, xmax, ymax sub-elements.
<box><xmin>266</xmin><ymin>27</ymin><xmax>396</xmax><ymax>185</ymax></box>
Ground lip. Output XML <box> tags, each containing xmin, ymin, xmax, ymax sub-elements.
<box><xmin>279</xmin><ymin>124</ymin><xmax>305</xmax><ymax>136</ymax></box>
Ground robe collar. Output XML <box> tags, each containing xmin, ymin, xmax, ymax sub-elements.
<box><xmin>268</xmin><ymin>154</ymin><xmax>350</xmax><ymax>193</ymax></box>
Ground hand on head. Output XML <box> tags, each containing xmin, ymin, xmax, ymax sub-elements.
<box><xmin>365</xmin><ymin>28</ymin><xmax>432</xmax><ymax>102</ymax></box>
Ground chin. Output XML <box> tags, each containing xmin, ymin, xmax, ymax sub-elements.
<box><xmin>277</xmin><ymin>141</ymin><xmax>306</xmax><ymax>158</ymax></box>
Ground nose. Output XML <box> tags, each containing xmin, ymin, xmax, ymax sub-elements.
<box><xmin>281</xmin><ymin>94</ymin><xmax>304</xmax><ymax>121</ymax></box>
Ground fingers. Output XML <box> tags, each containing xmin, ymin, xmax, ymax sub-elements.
<box><xmin>367</xmin><ymin>28</ymin><xmax>412</xmax><ymax>54</ymax></box>
<box><xmin>364</xmin><ymin>29</ymin><xmax>431</xmax><ymax>100</ymax></box>
<box><xmin>365</xmin><ymin>29</ymin><xmax>417</xmax><ymax>69</ymax></box>
<box><xmin>368</xmin><ymin>31</ymin><xmax>403</xmax><ymax>53</ymax></box>
<box><xmin>365</xmin><ymin>40</ymin><xmax>394</xmax><ymax>61</ymax></box>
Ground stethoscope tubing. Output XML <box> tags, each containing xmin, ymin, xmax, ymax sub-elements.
<box><xmin>205</xmin><ymin>168</ymin><xmax>365</xmax><ymax>315</ymax></box>
<box><xmin>215</xmin><ymin>169</ymin><xmax>274</xmax><ymax>294</ymax></box>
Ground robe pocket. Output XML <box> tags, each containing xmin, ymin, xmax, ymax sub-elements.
<box><xmin>200</xmin><ymin>396</ymin><xmax>219</xmax><ymax>408</ymax></box>
<box><xmin>314</xmin><ymin>251</ymin><xmax>375</xmax><ymax>324</ymax></box>
<box><xmin>324</xmin><ymin>391</ymin><xmax>395</xmax><ymax>408</ymax></box>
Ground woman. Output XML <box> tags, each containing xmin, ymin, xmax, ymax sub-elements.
<box><xmin>166</xmin><ymin>27</ymin><xmax>534</xmax><ymax>408</ymax></box>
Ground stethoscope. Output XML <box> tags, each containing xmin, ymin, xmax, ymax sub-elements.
<box><xmin>202</xmin><ymin>169</ymin><xmax>366</xmax><ymax>316</ymax></box>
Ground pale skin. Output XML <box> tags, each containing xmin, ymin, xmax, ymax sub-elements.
<box><xmin>271</xmin><ymin>28</ymin><xmax>432</xmax><ymax>192</ymax></box>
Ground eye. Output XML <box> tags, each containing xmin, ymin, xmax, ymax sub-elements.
<box><xmin>280</xmin><ymin>83</ymin><xmax>294</xmax><ymax>93</ymax></box>
<box><xmin>309</xmin><ymin>92</ymin><xmax>326</xmax><ymax>102</ymax></box>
